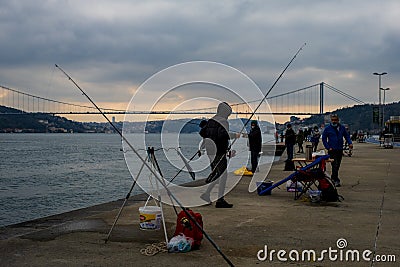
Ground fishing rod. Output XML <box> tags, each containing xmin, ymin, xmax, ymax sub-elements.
<box><xmin>169</xmin><ymin>148</ymin><xmax>200</xmax><ymax>184</ymax></box>
<box><xmin>235</xmin><ymin>43</ymin><xmax>306</xmax><ymax>147</ymax></box>
<box><xmin>184</xmin><ymin>120</ymin><xmax>246</xmax><ymax>134</ymax></box>
<box><xmin>205</xmin><ymin>43</ymin><xmax>307</xmax><ymax>182</ymax></box>
<box><xmin>55</xmin><ymin>64</ymin><xmax>235</xmax><ymax>267</ymax></box>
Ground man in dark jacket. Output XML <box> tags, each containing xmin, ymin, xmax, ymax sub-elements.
<box><xmin>200</xmin><ymin>102</ymin><xmax>238</xmax><ymax>208</ymax></box>
<box><xmin>285</xmin><ymin>123</ymin><xmax>296</xmax><ymax>161</ymax></box>
<box><xmin>311</xmin><ymin>126</ymin><xmax>321</xmax><ymax>152</ymax></box>
<box><xmin>322</xmin><ymin>114</ymin><xmax>353</xmax><ymax>187</ymax></box>
<box><xmin>296</xmin><ymin>128</ymin><xmax>304</xmax><ymax>153</ymax></box>
<box><xmin>248</xmin><ymin>120</ymin><xmax>262</xmax><ymax>173</ymax></box>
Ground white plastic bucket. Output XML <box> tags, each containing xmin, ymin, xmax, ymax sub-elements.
<box><xmin>139</xmin><ymin>206</ymin><xmax>162</xmax><ymax>230</ymax></box>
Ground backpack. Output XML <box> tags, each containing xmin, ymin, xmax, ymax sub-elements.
<box><xmin>174</xmin><ymin>209</ymin><xmax>203</xmax><ymax>250</ymax></box>
<box><xmin>199</xmin><ymin>119</ymin><xmax>229</xmax><ymax>154</ymax></box>
<box><xmin>318</xmin><ymin>177</ymin><xmax>343</xmax><ymax>202</ymax></box>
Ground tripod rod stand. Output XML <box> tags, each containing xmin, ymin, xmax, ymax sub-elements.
<box><xmin>104</xmin><ymin>155</ymin><xmax>148</xmax><ymax>243</ymax></box>
<box><xmin>104</xmin><ymin>148</ymin><xmax>170</xmax><ymax>244</ymax></box>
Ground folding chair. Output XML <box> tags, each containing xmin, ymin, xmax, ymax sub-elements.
<box><xmin>258</xmin><ymin>155</ymin><xmax>331</xmax><ymax>198</ymax></box>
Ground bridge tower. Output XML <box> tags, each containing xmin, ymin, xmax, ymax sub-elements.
<box><xmin>319</xmin><ymin>82</ymin><xmax>324</xmax><ymax>114</ymax></box>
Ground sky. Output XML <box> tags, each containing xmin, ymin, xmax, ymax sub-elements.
<box><xmin>0</xmin><ymin>0</ymin><xmax>399</xmax><ymax>123</ymax></box>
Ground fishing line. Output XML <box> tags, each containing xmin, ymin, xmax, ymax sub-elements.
<box><xmin>206</xmin><ymin>43</ymin><xmax>307</xmax><ymax>181</ymax></box>
<box><xmin>55</xmin><ymin>64</ymin><xmax>235</xmax><ymax>267</ymax></box>
<box><xmin>123</xmin><ymin>146</ymin><xmax>198</xmax><ymax>185</ymax></box>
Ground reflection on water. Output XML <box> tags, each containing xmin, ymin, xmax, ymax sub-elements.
<box><xmin>0</xmin><ymin>133</ymin><xmax>274</xmax><ymax>227</ymax></box>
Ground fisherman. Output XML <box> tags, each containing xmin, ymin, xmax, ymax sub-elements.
<box><xmin>322</xmin><ymin>114</ymin><xmax>353</xmax><ymax>187</ymax></box>
<box><xmin>311</xmin><ymin>126</ymin><xmax>321</xmax><ymax>152</ymax></box>
<box><xmin>284</xmin><ymin>123</ymin><xmax>296</xmax><ymax>161</ymax></box>
<box><xmin>247</xmin><ymin>120</ymin><xmax>262</xmax><ymax>174</ymax></box>
<box><xmin>296</xmin><ymin>128</ymin><xmax>304</xmax><ymax>153</ymax></box>
<box><xmin>199</xmin><ymin>102</ymin><xmax>239</xmax><ymax>208</ymax></box>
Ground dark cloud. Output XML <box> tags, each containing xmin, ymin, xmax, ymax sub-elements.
<box><xmin>0</xmin><ymin>0</ymin><xmax>399</xmax><ymax>111</ymax></box>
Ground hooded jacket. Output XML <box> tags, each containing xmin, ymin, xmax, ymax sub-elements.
<box><xmin>248</xmin><ymin>123</ymin><xmax>262</xmax><ymax>152</ymax></box>
<box><xmin>285</xmin><ymin>127</ymin><xmax>296</xmax><ymax>145</ymax></box>
<box><xmin>199</xmin><ymin>102</ymin><xmax>232</xmax><ymax>154</ymax></box>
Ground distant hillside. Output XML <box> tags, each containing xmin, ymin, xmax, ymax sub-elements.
<box><xmin>145</xmin><ymin>118</ymin><xmax>275</xmax><ymax>133</ymax></box>
<box><xmin>0</xmin><ymin>105</ymin><xmax>89</xmax><ymax>133</ymax></box>
<box><xmin>301</xmin><ymin>102</ymin><xmax>400</xmax><ymax>132</ymax></box>
<box><xmin>3</xmin><ymin>102</ymin><xmax>400</xmax><ymax>134</ymax></box>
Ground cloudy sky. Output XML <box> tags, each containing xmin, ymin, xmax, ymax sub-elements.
<box><xmin>0</xmin><ymin>0</ymin><xmax>399</xmax><ymax>122</ymax></box>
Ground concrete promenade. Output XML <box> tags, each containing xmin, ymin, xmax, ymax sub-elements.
<box><xmin>1</xmin><ymin>142</ymin><xmax>399</xmax><ymax>266</ymax></box>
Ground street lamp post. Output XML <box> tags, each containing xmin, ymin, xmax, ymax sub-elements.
<box><xmin>380</xmin><ymin>87</ymin><xmax>390</xmax><ymax>128</ymax></box>
<box><xmin>373</xmin><ymin>72</ymin><xmax>387</xmax><ymax>128</ymax></box>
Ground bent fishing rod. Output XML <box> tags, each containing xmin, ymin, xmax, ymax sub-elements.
<box><xmin>55</xmin><ymin>64</ymin><xmax>235</xmax><ymax>267</ymax></box>
<box><xmin>240</xmin><ymin>43</ymin><xmax>306</xmax><ymax>134</ymax></box>
<box><xmin>206</xmin><ymin>43</ymin><xmax>307</xmax><ymax>181</ymax></box>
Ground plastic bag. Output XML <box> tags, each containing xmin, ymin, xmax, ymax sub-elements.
<box><xmin>167</xmin><ymin>234</ymin><xmax>194</xmax><ymax>253</ymax></box>
<box><xmin>286</xmin><ymin>180</ymin><xmax>303</xmax><ymax>192</ymax></box>
<box><xmin>307</xmin><ymin>189</ymin><xmax>321</xmax><ymax>203</ymax></box>
<box><xmin>233</xmin><ymin>166</ymin><xmax>253</xmax><ymax>176</ymax></box>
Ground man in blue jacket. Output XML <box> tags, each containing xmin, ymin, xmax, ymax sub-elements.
<box><xmin>322</xmin><ymin>114</ymin><xmax>353</xmax><ymax>187</ymax></box>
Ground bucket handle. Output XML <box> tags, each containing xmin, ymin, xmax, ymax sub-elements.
<box><xmin>143</xmin><ymin>195</ymin><xmax>159</xmax><ymax>209</ymax></box>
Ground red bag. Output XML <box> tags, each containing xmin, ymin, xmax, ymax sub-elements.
<box><xmin>174</xmin><ymin>209</ymin><xmax>203</xmax><ymax>249</ymax></box>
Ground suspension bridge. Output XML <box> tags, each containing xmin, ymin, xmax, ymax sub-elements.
<box><xmin>0</xmin><ymin>82</ymin><xmax>365</xmax><ymax>117</ymax></box>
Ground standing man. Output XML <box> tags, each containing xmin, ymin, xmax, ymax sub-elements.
<box><xmin>284</xmin><ymin>124</ymin><xmax>296</xmax><ymax>171</ymax></box>
<box><xmin>200</xmin><ymin>102</ymin><xmax>239</xmax><ymax>208</ymax></box>
<box><xmin>284</xmin><ymin>123</ymin><xmax>296</xmax><ymax>161</ymax></box>
<box><xmin>296</xmin><ymin>128</ymin><xmax>304</xmax><ymax>153</ymax></box>
<box><xmin>248</xmin><ymin>120</ymin><xmax>262</xmax><ymax>174</ymax></box>
<box><xmin>322</xmin><ymin>114</ymin><xmax>353</xmax><ymax>187</ymax></box>
<box><xmin>311</xmin><ymin>126</ymin><xmax>321</xmax><ymax>152</ymax></box>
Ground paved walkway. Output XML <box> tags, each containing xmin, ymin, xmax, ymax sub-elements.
<box><xmin>1</xmin><ymin>142</ymin><xmax>399</xmax><ymax>266</ymax></box>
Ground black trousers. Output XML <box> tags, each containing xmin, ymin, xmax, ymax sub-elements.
<box><xmin>297</xmin><ymin>142</ymin><xmax>303</xmax><ymax>152</ymax></box>
<box><xmin>250</xmin><ymin>150</ymin><xmax>260</xmax><ymax>173</ymax></box>
<box><xmin>328</xmin><ymin>149</ymin><xmax>343</xmax><ymax>181</ymax></box>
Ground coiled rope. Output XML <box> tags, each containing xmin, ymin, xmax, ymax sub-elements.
<box><xmin>140</xmin><ymin>241</ymin><xmax>168</xmax><ymax>256</ymax></box>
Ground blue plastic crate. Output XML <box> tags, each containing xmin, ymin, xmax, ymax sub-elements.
<box><xmin>256</xmin><ymin>181</ymin><xmax>273</xmax><ymax>196</ymax></box>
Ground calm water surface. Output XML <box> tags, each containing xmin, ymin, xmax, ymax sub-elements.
<box><xmin>0</xmin><ymin>133</ymin><xmax>272</xmax><ymax>227</ymax></box>
<box><xmin>0</xmin><ymin>134</ymin><xmax>137</xmax><ymax>227</ymax></box>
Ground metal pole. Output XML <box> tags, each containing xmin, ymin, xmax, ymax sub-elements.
<box><xmin>373</xmin><ymin>72</ymin><xmax>387</xmax><ymax>128</ymax></box>
<box><xmin>383</xmin><ymin>89</ymin><xmax>385</xmax><ymax>126</ymax></box>
<box><xmin>380</xmin><ymin>88</ymin><xmax>390</xmax><ymax>128</ymax></box>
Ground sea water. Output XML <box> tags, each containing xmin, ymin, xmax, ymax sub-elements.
<box><xmin>0</xmin><ymin>133</ymin><xmax>273</xmax><ymax>227</ymax></box>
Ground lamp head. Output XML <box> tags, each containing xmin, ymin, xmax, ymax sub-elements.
<box><xmin>373</xmin><ymin>72</ymin><xmax>388</xmax><ymax>75</ymax></box>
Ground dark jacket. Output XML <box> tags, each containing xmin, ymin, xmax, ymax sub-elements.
<box><xmin>285</xmin><ymin>128</ymin><xmax>296</xmax><ymax>145</ymax></box>
<box><xmin>296</xmin><ymin>130</ymin><xmax>304</xmax><ymax>144</ymax></box>
<box><xmin>311</xmin><ymin>129</ymin><xmax>321</xmax><ymax>143</ymax></box>
<box><xmin>322</xmin><ymin>123</ymin><xmax>352</xmax><ymax>150</ymax></box>
<box><xmin>248</xmin><ymin>125</ymin><xmax>262</xmax><ymax>152</ymax></box>
<box><xmin>199</xmin><ymin>102</ymin><xmax>232</xmax><ymax>155</ymax></box>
